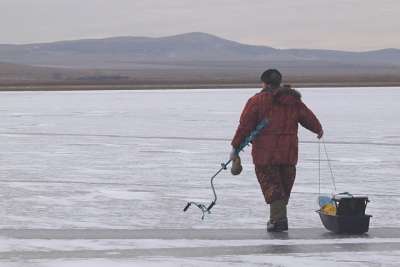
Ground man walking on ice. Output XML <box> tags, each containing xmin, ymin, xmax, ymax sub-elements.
<box><xmin>230</xmin><ymin>69</ymin><xmax>323</xmax><ymax>232</ymax></box>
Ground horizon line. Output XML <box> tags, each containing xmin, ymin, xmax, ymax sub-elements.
<box><xmin>0</xmin><ymin>32</ymin><xmax>398</xmax><ymax>53</ymax></box>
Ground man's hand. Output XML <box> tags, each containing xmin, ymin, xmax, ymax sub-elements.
<box><xmin>317</xmin><ymin>130</ymin><xmax>324</xmax><ymax>139</ymax></box>
<box><xmin>230</xmin><ymin>147</ymin><xmax>239</xmax><ymax>161</ymax></box>
<box><xmin>231</xmin><ymin>156</ymin><xmax>243</xmax><ymax>176</ymax></box>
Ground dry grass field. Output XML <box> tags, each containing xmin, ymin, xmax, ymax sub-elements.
<box><xmin>1</xmin><ymin>61</ymin><xmax>400</xmax><ymax>91</ymax></box>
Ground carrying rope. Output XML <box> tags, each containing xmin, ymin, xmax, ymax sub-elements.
<box><xmin>318</xmin><ymin>137</ymin><xmax>337</xmax><ymax>195</ymax></box>
<box><xmin>318</xmin><ymin>140</ymin><xmax>321</xmax><ymax>196</ymax></box>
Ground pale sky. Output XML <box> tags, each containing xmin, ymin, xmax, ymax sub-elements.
<box><xmin>1</xmin><ymin>0</ymin><xmax>399</xmax><ymax>51</ymax></box>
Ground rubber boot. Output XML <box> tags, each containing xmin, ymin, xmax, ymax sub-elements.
<box><xmin>267</xmin><ymin>200</ymin><xmax>288</xmax><ymax>232</ymax></box>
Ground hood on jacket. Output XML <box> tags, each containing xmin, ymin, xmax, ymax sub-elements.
<box><xmin>273</xmin><ymin>85</ymin><xmax>302</xmax><ymax>105</ymax></box>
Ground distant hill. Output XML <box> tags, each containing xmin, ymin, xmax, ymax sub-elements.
<box><xmin>1</xmin><ymin>32</ymin><xmax>400</xmax><ymax>68</ymax></box>
<box><xmin>0</xmin><ymin>33</ymin><xmax>400</xmax><ymax>88</ymax></box>
<box><xmin>0</xmin><ymin>33</ymin><xmax>280</xmax><ymax>68</ymax></box>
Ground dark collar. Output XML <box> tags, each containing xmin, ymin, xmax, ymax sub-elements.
<box><xmin>261</xmin><ymin>87</ymin><xmax>278</xmax><ymax>94</ymax></box>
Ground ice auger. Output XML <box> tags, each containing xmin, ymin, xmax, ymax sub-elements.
<box><xmin>183</xmin><ymin>118</ymin><xmax>269</xmax><ymax>220</ymax></box>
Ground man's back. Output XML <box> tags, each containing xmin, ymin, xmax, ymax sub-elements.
<box><xmin>231</xmin><ymin>87</ymin><xmax>322</xmax><ymax>165</ymax></box>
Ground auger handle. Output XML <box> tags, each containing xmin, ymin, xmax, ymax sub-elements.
<box><xmin>207</xmin><ymin>201</ymin><xmax>215</xmax><ymax>211</ymax></box>
<box><xmin>183</xmin><ymin>202</ymin><xmax>191</xmax><ymax>212</ymax></box>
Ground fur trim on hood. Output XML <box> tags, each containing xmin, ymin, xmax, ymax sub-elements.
<box><xmin>273</xmin><ymin>85</ymin><xmax>302</xmax><ymax>105</ymax></box>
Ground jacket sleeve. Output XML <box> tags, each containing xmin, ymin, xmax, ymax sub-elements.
<box><xmin>231</xmin><ymin>97</ymin><xmax>259</xmax><ymax>149</ymax></box>
<box><xmin>298</xmin><ymin>101</ymin><xmax>323</xmax><ymax>134</ymax></box>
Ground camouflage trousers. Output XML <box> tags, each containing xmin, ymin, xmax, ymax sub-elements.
<box><xmin>255</xmin><ymin>164</ymin><xmax>296</xmax><ymax>204</ymax></box>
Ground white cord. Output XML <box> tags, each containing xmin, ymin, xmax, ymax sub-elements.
<box><xmin>318</xmin><ymin>139</ymin><xmax>321</xmax><ymax>196</ymax></box>
<box><xmin>322</xmin><ymin>137</ymin><xmax>337</xmax><ymax>193</ymax></box>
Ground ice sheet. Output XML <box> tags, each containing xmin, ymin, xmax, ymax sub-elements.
<box><xmin>0</xmin><ymin>87</ymin><xmax>400</xmax><ymax>265</ymax></box>
<box><xmin>1</xmin><ymin>88</ymin><xmax>399</xmax><ymax>229</ymax></box>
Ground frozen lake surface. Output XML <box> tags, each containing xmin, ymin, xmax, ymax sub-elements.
<box><xmin>0</xmin><ymin>87</ymin><xmax>399</xmax><ymax>266</ymax></box>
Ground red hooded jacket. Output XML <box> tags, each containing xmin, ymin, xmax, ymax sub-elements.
<box><xmin>231</xmin><ymin>87</ymin><xmax>322</xmax><ymax>165</ymax></box>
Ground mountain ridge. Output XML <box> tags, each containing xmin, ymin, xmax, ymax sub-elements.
<box><xmin>1</xmin><ymin>32</ymin><xmax>399</xmax><ymax>68</ymax></box>
<box><xmin>1</xmin><ymin>32</ymin><xmax>397</xmax><ymax>53</ymax></box>
<box><xmin>1</xmin><ymin>33</ymin><xmax>400</xmax><ymax>88</ymax></box>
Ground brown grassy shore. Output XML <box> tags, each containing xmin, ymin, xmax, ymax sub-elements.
<box><xmin>1</xmin><ymin>81</ymin><xmax>400</xmax><ymax>91</ymax></box>
<box><xmin>1</xmin><ymin>61</ymin><xmax>400</xmax><ymax>91</ymax></box>
<box><xmin>1</xmin><ymin>73</ymin><xmax>400</xmax><ymax>91</ymax></box>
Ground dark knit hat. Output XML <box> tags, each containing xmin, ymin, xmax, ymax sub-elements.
<box><xmin>261</xmin><ymin>69</ymin><xmax>282</xmax><ymax>88</ymax></box>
